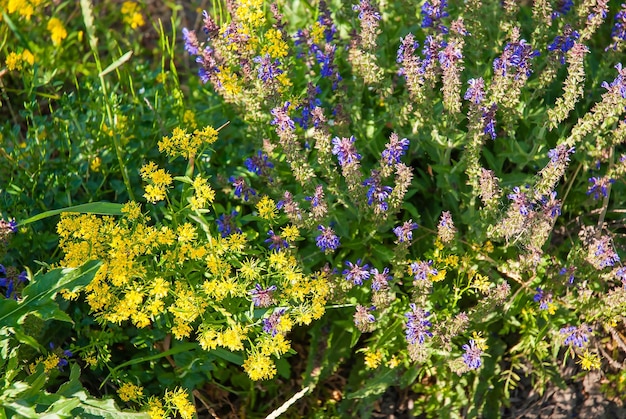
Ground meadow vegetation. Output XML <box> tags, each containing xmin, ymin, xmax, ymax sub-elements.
<box><xmin>2</xmin><ymin>0</ymin><xmax>626</xmax><ymax>417</ymax></box>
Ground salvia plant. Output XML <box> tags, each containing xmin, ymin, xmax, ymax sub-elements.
<box><xmin>2</xmin><ymin>0</ymin><xmax>626</xmax><ymax>417</ymax></box>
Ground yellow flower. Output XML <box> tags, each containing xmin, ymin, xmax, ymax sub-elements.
<box><xmin>239</xmin><ymin>257</ymin><xmax>261</xmax><ymax>281</ymax></box>
<box><xmin>177</xmin><ymin>223</ymin><xmax>197</xmax><ymax>243</ymax></box>
<box><xmin>47</xmin><ymin>17</ymin><xmax>68</xmax><ymax>46</ymax></box>
<box><xmin>258</xmin><ymin>333</ymin><xmax>291</xmax><ymax>357</ymax></box>
<box><xmin>5</xmin><ymin>52</ymin><xmax>23</xmax><ymax>71</ymax></box>
<box><xmin>257</xmin><ymin>196</ymin><xmax>278</xmax><ymax>221</ymax></box>
<box><xmin>577</xmin><ymin>350</ymin><xmax>601</xmax><ymax>371</ymax></box>
<box><xmin>226</xmin><ymin>233</ymin><xmax>247</xmax><ymax>252</ymax></box>
<box><xmin>215</xmin><ymin>66</ymin><xmax>242</xmax><ymax>97</ymax></box>
<box><xmin>364</xmin><ymin>349</ymin><xmax>383</xmax><ymax>369</ymax></box>
<box><xmin>83</xmin><ymin>353</ymin><xmax>98</xmax><ymax>368</ymax></box>
<box><xmin>235</xmin><ymin>0</ymin><xmax>265</xmax><ymax>29</ymax></box>
<box><xmin>310</xmin><ymin>21</ymin><xmax>325</xmax><ymax>45</ymax></box>
<box><xmin>472</xmin><ymin>273</ymin><xmax>490</xmax><ymax>294</ymax></box>
<box><xmin>22</xmin><ymin>49</ymin><xmax>34</xmax><ymax>65</ymax></box>
<box><xmin>190</xmin><ymin>176</ymin><xmax>215</xmax><ymax>211</ymax></box>
<box><xmin>218</xmin><ymin>324</ymin><xmax>246</xmax><ymax>351</ymax></box>
<box><xmin>387</xmin><ymin>355</ymin><xmax>400</xmax><ymax>369</ymax></box>
<box><xmin>151</xmin><ymin>277</ymin><xmax>169</xmax><ymax>298</ymax></box>
<box><xmin>262</xmin><ymin>28</ymin><xmax>289</xmax><ymax>58</ymax></box>
<box><xmin>8</xmin><ymin>0</ymin><xmax>34</xmax><ymax>19</ymax></box>
<box><xmin>121</xmin><ymin>201</ymin><xmax>142</xmax><ymax>220</ymax></box>
<box><xmin>444</xmin><ymin>255</ymin><xmax>459</xmax><ymax>267</ymax></box>
<box><xmin>59</xmin><ymin>289</ymin><xmax>79</xmax><ymax>300</ymax></box>
<box><xmin>171</xmin><ymin>320</ymin><xmax>192</xmax><ymax>339</ymax></box>
<box><xmin>165</xmin><ymin>388</ymin><xmax>195</xmax><ymax>419</ymax></box>
<box><xmin>276</xmin><ymin>72</ymin><xmax>292</xmax><ymax>91</ymax></box>
<box><xmin>268</xmin><ymin>251</ymin><xmax>289</xmax><ymax>270</ymax></box>
<box><xmin>472</xmin><ymin>331</ymin><xmax>489</xmax><ymax>351</ymax></box>
<box><xmin>140</xmin><ymin>164</ymin><xmax>173</xmax><ymax>204</ymax></box>
<box><xmin>146</xmin><ymin>398</ymin><xmax>166</xmax><ymax>419</ymax></box>
<box><xmin>117</xmin><ymin>382</ymin><xmax>144</xmax><ymax>402</ymax></box>
<box><xmin>194</xmin><ymin>125</ymin><xmax>218</xmax><ymax>145</ymax></box>
<box><xmin>121</xmin><ymin>1</ymin><xmax>145</xmax><ymax>29</ymax></box>
<box><xmin>183</xmin><ymin>110</ymin><xmax>197</xmax><ymax>129</ymax></box>
<box><xmin>281</xmin><ymin>225</ymin><xmax>300</xmax><ymax>243</ymax></box>
<box><xmin>90</xmin><ymin>156</ymin><xmax>102</xmax><ymax>172</ymax></box>
<box><xmin>431</xmin><ymin>268</ymin><xmax>446</xmax><ymax>282</ymax></box>
<box><xmin>198</xmin><ymin>327</ymin><xmax>220</xmax><ymax>351</ymax></box>
<box><xmin>43</xmin><ymin>354</ymin><xmax>60</xmax><ymax>372</ymax></box>
<box><xmin>243</xmin><ymin>352</ymin><xmax>277</xmax><ymax>381</ymax></box>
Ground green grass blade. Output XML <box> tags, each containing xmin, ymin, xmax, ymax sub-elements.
<box><xmin>19</xmin><ymin>202</ymin><xmax>124</xmax><ymax>226</ymax></box>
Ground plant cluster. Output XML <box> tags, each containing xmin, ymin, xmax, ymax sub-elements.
<box><xmin>2</xmin><ymin>0</ymin><xmax>626</xmax><ymax>417</ymax></box>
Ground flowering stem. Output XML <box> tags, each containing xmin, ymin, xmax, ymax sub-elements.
<box><xmin>81</xmin><ymin>1</ymin><xmax>135</xmax><ymax>201</ymax></box>
<box><xmin>596</xmin><ymin>147</ymin><xmax>614</xmax><ymax>235</ymax></box>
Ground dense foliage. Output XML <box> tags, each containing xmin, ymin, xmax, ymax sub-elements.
<box><xmin>2</xmin><ymin>0</ymin><xmax>626</xmax><ymax>417</ymax></box>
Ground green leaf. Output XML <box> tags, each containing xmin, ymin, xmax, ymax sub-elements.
<box><xmin>74</xmin><ymin>395</ymin><xmax>149</xmax><ymax>418</ymax></box>
<box><xmin>99</xmin><ymin>51</ymin><xmax>133</xmax><ymax>78</ymax></box>
<box><xmin>19</xmin><ymin>203</ymin><xmax>124</xmax><ymax>226</ymax></box>
<box><xmin>56</xmin><ymin>365</ymin><xmax>84</xmax><ymax>398</ymax></box>
<box><xmin>346</xmin><ymin>368</ymin><xmax>396</xmax><ymax>399</ymax></box>
<box><xmin>0</xmin><ymin>261</ymin><xmax>102</xmax><ymax>331</ymax></box>
<box><xmin>44</xmin><ymin>397</ymin><xmax>82</xmax><ymax>417</ymax></box>
<box><xmin>212</xmin><ymin>347</ymin><xmax>244</xmax><ymax>365</ymax></box>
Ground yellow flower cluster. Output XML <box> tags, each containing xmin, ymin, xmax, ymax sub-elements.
<box><xmin>42</xmin><ymin>354</ymin><xmax>60</xmax><ymax>373</ymax></box>
<box><xmin>256</xmin><ymin>333</ymin><xmax>291</xmax><ymax>358</ymax></box>
<box><xmin>47</xmin><ymin>17</ymin><xmax>68</xmax><ymax>46</ymax></box>
<box><xmin>118</xmin><ymin>382</ymin><xmax>144</xmax><ymax>402</ymax></box>
<box><xmin>53</xmin><ymin>126</ymin><xmax>335</xmax><ymax>384</ymax></box>
<box><xmin>158</xmin><ymin>126</ymin><xmax>218</xmax><ymax>160</ymax></box>
<box><xmin>57</xmin><ymin>213</ymin><xmax>177</xmax><ymax>328</ymax></box>
<box><xmin>183</xmin><ymin>110</ymin><xmax>197</xmax><ymax>129</ymax></box>
<box><xmin>5</xmin><ymin>50</ymin><xmax>34</xmax><ymax>71</ymax></box>
<box><xmin>257</xmin><ymin>195</ymin><xmax>278</xmax><ymax>221</ymax></box>
<box><xmin>310</xmin><ymin>21</ymin><xmax>325</xmax><ymax>45</ymax></box>
<box><xmin>577</xmin><ymin>350</ymin><xmax>601</xmax><ymax>371</ymax></box>
<box><xmin>164</xmin><ymin>388</ymin><xmax>195</xmax><ymax>419</ymax></box>
<box><xmin>146</xmin><ymin>398</ymin><xmax>166</xmax><ymax>419</ymax></box>
<box><xmin>364</xmin><ymin>349</ymin><xmax>383</xmax><ymax>369</ymax></box>
<box><xmin>121</xmin><ymin>201</ymin><xmax>142</xmax><ymax>220</ymax></box>
<box><xmin>121</xmin><ymin>1</ymin><xmax>145</xmax><ymax>29</ymax></box>
<box><xmin>140</xmin><ymin>162</ymin><xmax>173</xmax><ymax>203</ymax></box>
<box><xmin>262</xmin><ymin>28</ymin><xmax>289</xmax><ymax>59</ymax></box>
<box><xmin>243</xmin><ymin>352</ymin><xmax>277</xmax><ymax>381</ymax></box>
<box><xmin>215</xmin><ymin>66</ymin><xmax>242</xmax><ymax>98</ymax></box>
<box><xmin>471</xmin><ymin>273</ymin><xmax>490</xmax><ymax>294</ymax></box>
<box><xmin>471</xmin><ymin>332</ymin><xmax>488</xmax><ymax>351</ymax></box>
<box><xmin>190</xmin><ymin>176</ymin><xmax>215</xmax><ymax>211</ymax></box>
<box><xmin>281</xmin><ymin>225</ymin><xmax>300</xmax><ymax>243</ymax></box>
<box><xmin>169</xmin><ymin>283</ymin><xmax>207</xmax><ymax>339</ymax></box>
<box><xmin>6</xmin><ymin>0</ymin><xmax>44</xmax><ymax>20</ymax></box>
<box><xmin>235</xmin><ymin>0</ymin><xmax>265</xmax><ymax>29</ymax></box>
<box><xmin>431</xmin><ymin>269</ymin><xmax>446</xmax><ymax>282</ymax></box>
